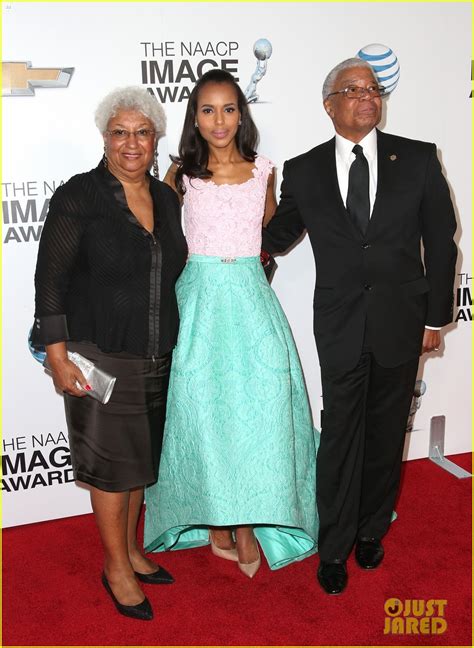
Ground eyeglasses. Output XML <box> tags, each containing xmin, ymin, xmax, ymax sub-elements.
<box><xmin>106</xmin><ymin>128</ymin><xmax>156</xmax><ymax>141</ymax></box>
<box><xmin>326</xmin><ymin>85</ymin><xmax>386</xmax><ymax>100</ymax></box>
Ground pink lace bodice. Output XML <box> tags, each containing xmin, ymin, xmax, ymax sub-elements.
<box><xmin>183</xmin><ymin>155</ymin><xmax>273</xmax><ymax>257</ymax></box>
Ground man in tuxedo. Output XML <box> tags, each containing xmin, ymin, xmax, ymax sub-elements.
<box><xmin>262</xmin><ymin>58</ymin><xmax>457</xmax><ymax>594</ymax></box>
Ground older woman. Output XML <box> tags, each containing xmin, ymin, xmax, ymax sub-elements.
<box><xmin>31</xmin><ymin>87</ymin><xmax>187</xmax><ymax>620</ymax></box>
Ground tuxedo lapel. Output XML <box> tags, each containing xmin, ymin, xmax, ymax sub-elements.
<box><xmin>368</xmin><ymin>130</ymin><xmax>398</xmax><ymax>232</ymax></box>
<box><xmin>318</xmin><ymin>139</ymin><xmax>362</xmax><ymax>238</ymax></box>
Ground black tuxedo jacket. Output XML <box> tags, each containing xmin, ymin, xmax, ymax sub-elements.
<box><xmin>263</xmin><ymin>130</ymin><xmax>457</xmax><ymax>372</ymax></box>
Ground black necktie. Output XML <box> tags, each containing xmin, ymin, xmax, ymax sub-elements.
<box><xmin>346</xmin><ymin>144</ymin><xmax>369</xmax><ymax>235</ymax></box>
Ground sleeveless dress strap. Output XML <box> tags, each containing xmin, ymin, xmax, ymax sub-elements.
<box><xmin>254</xmin><ymin>155</ymin><xmax>274</xmax><ymax>181</ymax></box>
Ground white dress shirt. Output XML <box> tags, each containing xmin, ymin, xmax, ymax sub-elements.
<box><xmin>335</xmin><ymin>128</ymin><xmax>377</xmax><ymax>216</ymax></box>
<box><xmin>334</xmin><ymin>128</ymin><xmax>439</xmax><ymax>332</ymax></box>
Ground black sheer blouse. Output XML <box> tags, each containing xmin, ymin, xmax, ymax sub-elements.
<box><xmin>32</xmin><ymin>162</ymin><xmax>187</xmax><ymax>358</ymax></box>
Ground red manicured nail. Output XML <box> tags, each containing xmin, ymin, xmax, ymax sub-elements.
<box><xmin>84</xmin><ymin>384</ymin><xmax>92</xmax><ymax>391</ymax></box>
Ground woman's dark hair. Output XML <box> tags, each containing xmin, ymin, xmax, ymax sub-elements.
<box><xmin>173</xmin><ymin>69</ymin><xmax>259</xmax><ymax>194</ymax></box>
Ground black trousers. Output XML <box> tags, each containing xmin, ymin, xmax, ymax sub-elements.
<box><xmin>316</xmin><ymin>351</ymin><xmax>419</xmax><ymax>562</ymax></box>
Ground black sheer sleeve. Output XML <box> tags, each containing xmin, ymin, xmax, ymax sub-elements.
<box><xmin>31</xmin><ymin>184</ymin><xmax>86</xmax><ymax>346</ymax></box>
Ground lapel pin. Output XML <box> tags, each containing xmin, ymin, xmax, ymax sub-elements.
<box><xmin>389</xmin><ymin>154</ymin><xmax>397</xmax><ymax>161</ymax></box>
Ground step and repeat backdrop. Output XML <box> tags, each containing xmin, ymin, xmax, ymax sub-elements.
<box><xmin>3</xmin><ymin>2</ymin><xmax>471</xmax><ymax>527</ymax></box>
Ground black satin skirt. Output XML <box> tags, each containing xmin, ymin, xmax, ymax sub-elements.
<box><xmin>64</xmin><ymin>342</ymin><xmax>171</xmax><ymax>492</ymax></box>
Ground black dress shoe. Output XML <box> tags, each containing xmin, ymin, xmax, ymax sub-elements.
<box><xmin>317</xmin><ymin>560</ymin><xmax>348</xmax><ymax>595</ymax></box>
<box><xmin>355</xmin><ymin>538</ymin><xmax>384</xmax><ymax>569</ymax></box>
<box><xmin>101</xmin><ymin>572</ymin><xmax>153</xmax><ymax>620</ymax></box>
<box><xmin>134</xmin><ymin>565</ymin><xmax>174</xmax><ymax>585</ymax></box>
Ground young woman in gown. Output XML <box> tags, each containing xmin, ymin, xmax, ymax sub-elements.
<box><xmin>144</xmin><ymin>70</ymin><xmax>319</xmax><ymax>577</ymax></box>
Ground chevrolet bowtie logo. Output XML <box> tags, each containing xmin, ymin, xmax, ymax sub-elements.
<box><xmin>2</xmin><ymin>61</ymin><xmax>74</xmax><ymax>96</ymax></box>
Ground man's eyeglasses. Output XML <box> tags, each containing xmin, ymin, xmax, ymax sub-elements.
<box><xmin>106</xmin><ymin>129</ymin><xmax>156</xmax><ymax>141</ymax></box>
<box><xmin>326</xmin><ymin>85</ymin><xmax>386</xmax><ymax>100</ymax></box>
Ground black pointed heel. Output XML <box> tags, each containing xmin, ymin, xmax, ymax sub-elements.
<box><xmin>101</xmin><ymin>572</ymin><xmax>153</xmax><ymax>620</ymax></box>
<box><xmin>134</xmin><ymin>564</ymin><xmax>175</xmax><ymax>585</ymax></box>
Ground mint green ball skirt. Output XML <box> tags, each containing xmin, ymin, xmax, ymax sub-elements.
<box><xmin>144</xmin><ymin>255</ymin><xmax>319</xmax><ymax>569</ymax></box>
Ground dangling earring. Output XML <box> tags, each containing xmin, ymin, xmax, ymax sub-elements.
<box><xmin>238</xmin><ymin>118</ymin><xmax>242</xmax><ymax>126</ymax></box>
<box><xmin>153</xmin><ymin>150</ymin><xmax>159</xmax><ymax>178</ymax></box>
<box><xmin>194</xmin><ymin>120</ymin><xmax>198</xmax><ymax>128</ymax></box>
<box><xmin>102</xmin><ymin>145</ymin><xmax>108</xmax><ymax>168</ymax></box>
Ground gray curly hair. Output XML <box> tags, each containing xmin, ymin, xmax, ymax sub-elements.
<box><xmin>322</xmin><ymin>58</ymin><xmax>374</xmax><ymax>100</ymax></box>
<box><xmin>95</xmin><ymin>86</ymin><xmax>166</xmax><ymax>136</ymax></box>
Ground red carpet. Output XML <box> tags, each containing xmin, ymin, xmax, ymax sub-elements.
<box><xmin>3</xmin><ymin>453</ymin><xmax>471</xmax><ymax>646</ymax></box>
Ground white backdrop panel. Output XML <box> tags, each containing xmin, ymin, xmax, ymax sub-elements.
<box><xmin>2</xmin><ymin>2</ymin><xmax>471</xmax><ymax>527</ymax></box>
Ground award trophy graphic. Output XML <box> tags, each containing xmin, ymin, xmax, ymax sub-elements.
<box><xmin>244</xmin><ymin>38</ymin><xmax>272</xmax><ymax>103</ymax></box>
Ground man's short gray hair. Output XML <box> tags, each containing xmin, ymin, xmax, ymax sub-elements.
<box><xmin>95</xmin><ymin>86</ymin><xmax>166</xmax><ymax>136</ymax></box>
<box><xmin>322</xmin><ymin>58</ymin><xmax>375</xmax><ymax>100</ymax></box>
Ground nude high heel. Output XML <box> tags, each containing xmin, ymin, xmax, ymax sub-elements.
<box><xmin>238</xmin><ymin>545</ymin><xmax>261</xmax><ymax>578</ymax></box>
<box><xmin>209</xmin><ymin>531</ymin><xmax>239</xmax><ymax>562</ymax></box>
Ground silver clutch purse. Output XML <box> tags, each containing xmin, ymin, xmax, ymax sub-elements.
<box><xmin>43</xmin><ymin>351</ymin><xmax>116</xmax><ymax>404</ymax></box>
